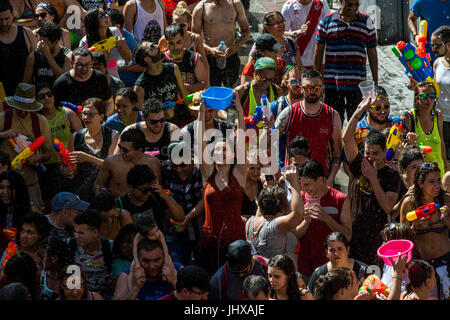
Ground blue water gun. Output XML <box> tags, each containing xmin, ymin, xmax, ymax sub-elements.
<box><xmin>392</xmin><ymin>41</ymin><xmax>440</xmax><ymax>97</ymax></box>
<box><xmin>244</xmin><ymin>105</ymin><xmax>263</xmax><ymax>129</ymax></box>
<box><xmin>61</xmin><ymin>101</ymin><xmax>82</xmax><ymax>115</ymax></box>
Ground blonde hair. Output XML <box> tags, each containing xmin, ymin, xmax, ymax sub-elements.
<box><xmin>173</xmin><ymin>1</ymin><xmax>192</xmax><ymax>21</ymax></box>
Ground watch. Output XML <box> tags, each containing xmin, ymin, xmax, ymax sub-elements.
<box><xmin>293</xmin><ymin>31</ymin><xmax>298</xmax><ymax>38</ymax></box>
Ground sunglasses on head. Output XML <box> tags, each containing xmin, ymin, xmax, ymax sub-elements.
<box><xmin>370</xmin><ymin>104</ymin><xmax>390</xmax><ymax>111</ymax></box>
<box><xmin>303</xmin><ymin>85</ymin><xmax>321</xmax><ymax>93</ymax></box>
<box><xmin>35</xmin><ymin>12</ymin><xmax>47</xmax><ymax>19</ymax></box>
<box><xmin>148</xmin><ymin>117</ymin><xmax>165</xmax><ymax>125</ymax></box>
<box><xmin>37</xmin><ymin>91</ymin><xmax>53</xmax><ymax>100</ymax></box>
<box><xmin>418</xmin><ymin>93</ymin><xmax>437</xmax><ymax>100</ymax></box>
<box><xmin>421</xmin><ymin>162</ymin><xmax>440</xmax><ymax>169</ymax></box>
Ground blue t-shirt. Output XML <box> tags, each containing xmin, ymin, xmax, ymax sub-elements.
<box><xmin>118</xmin><ymin>29</ymin><xmax>140</xmax><ymax>87</ymax></box>
<box><xmin>411</xmin><ymin>0</ymin><xmax>450</xmax><ymax>62</ymax></box>
<box><xmin>104</xmin><ymin>112</ymin><xmax>143</xmax><ymax>133</ymax></box>
<box><xmin>124</xmin><ymin>262</ymin><xmax>182</xmax><ymax>300</ymax></box>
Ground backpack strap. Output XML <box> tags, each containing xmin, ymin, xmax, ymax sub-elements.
<box><xmin>100</xmin><ymin>238</ymin><xmax>113</xmax><ymax>274</ymax></box>
<box><xmin>31</xmin><ymin>112</ymin><xmax>41</xmax><ymax>139</ymax></box>
<box><xmin>3</xmin><ymin>109</ymin><xmax>13</xmax><ymax>132</ymax></box>
<box><xmin>220</xmin><ymin>263</ymin><xmax>229</xmax><ymax>300</ymax></box>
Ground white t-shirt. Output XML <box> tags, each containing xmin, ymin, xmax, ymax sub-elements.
<box><xmin>281</xmin><ymin>0</ymin><xmax>330</xmax><ymax>67</ymax></box>
<box><xmin>435</xmin><ymin>57</ymin><xmax>450</xmax><ymax>122</ymax></box>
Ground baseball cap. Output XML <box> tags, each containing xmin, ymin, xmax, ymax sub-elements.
<box><xmin>177</xmin><ymin>265</ymin><xmax>210</xmax><ymax>292</ymax></box>
<box><xmin>254</xmin><ymin>57</ymin><xmax>276</xmax><ymax>71</ymax></box>
<box><xmin>255</xmin><ymin>33</ymin><xmax>282</xmax><ymax>53</ymax></box>
<box><xmin>227</xmin><ymin>240</ymin><xmax>252</xmax><ymax>270</ymax></box>
<box><xmin>51</xmin><ymin>192</ymin><xmax>90</xmax><ymax>212</ymax></box>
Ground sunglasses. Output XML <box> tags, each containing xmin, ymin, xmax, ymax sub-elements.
<box><xmin>303</xmin><ymin>85</ymin><xmax>322</xmax><ymax>93</ymax></box>
<box><xmin>266</xmin><ymin>20</ymin><xmax>284</xmax><ymax>26</ymax></box>
<box><xmin>418</xmin><ymin>93</ymin><xmax>437</xmax><ymax>100</ymax></box>
<box><xmin>37</xmin><ymin>91</ymin><xmax>53</xmax><ymax>100</ymax></box>
<box><xmin>81</xmin><ymin>111</ymin><xmax>99</xmax><ymax>118</ymax></box>
<box><xmin>148</xmin><ymin>117</ymin><xmax>165</xmax><ymax>125</ymax></box>
<box><xmin>35</xmin><ymin>12</ymin><xmax>47</xmax><ymax>19</ymax></box>
<box><xmin>137</xmin><ymin>187</ymin><xmax>152</xmax><ymax>194</ymax></box>
<box><xmin>289</xmin><ymin>79</ymin><xmax>302</xmax><ymax>85</ymax></box>
<box><xmin>370</xmin><ymin>104</ymin><xmax>390</xmax><ymax>111</ymax></box>
<box><xmin>421</xmin><ymin>162</ymin><xmax>439</xmax><ymax>169</ymax></box>
<box><xmin>431</xmin><ymin>42</ymin><xmax>448</xmax><ymax>50</ymax></box>
<box><xmin>98</xmin><ymin>12</ymin><xmax>107</xmax><ymax>19</ymax></box>
<box><xmin>75</xmin><ymin>62</ymin><xmax>92</xmax><ymax>69</ymax></box>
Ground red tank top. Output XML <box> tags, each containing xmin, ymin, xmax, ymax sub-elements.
<box><xmin>201</xmin><ymin>171</ymin><xmax>245</xmax><ymax>248</ymax></box>
<box><xmin>297</xmin><ymin>188</ymin><xmax>347</xmax><ymax>276</ymax></box>
<box><xmin>287</xmin><ymin>101</ymin><xmax>333</xmax><ymax>174</ymax></box>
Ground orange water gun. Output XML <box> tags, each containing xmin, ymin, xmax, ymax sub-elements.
<box><xmin>2</xmin><ymin>228</ymin><xmax>17</xmax><ymax>241</ymax></box>
<box><xmin>417</xmin><ymin>20</ymin><xmax>430</xmax><ymax>62</ymax></box>
<box><xmin>1</xmin><ymin>241</ymin><xmax>17</xmax><ymax>269</ymax></box>
<box><xmin>52</xmin><ymin>138</ymin><xmax>77</xmax><ymax>178</ymax></box>
<box><xmin>359</xmin><ymin>274</ymin><xmax>390</xmax><ymax>298</ymax></box>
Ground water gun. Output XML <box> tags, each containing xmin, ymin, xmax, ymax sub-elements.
<box><xmin>8</xmin><ymin>134</ymin><xmax>47</xmax><ymax>174</ymax></box>
<box><xmin>2</xmin><ymin>228</ymin><xmax>16</xmax><ymax>242</ymax></box>
<box><xmin>416</xmin><ymin>20</ymin><xmax>429</xmax><ymax>62</ymax></box>
<box><xmin>170</xmin><ymin>219</ymin><xmax>183</xmax><ymax>231</ymax></box>
<box><xmin>162</xmin><ymin>93</ymin><xmax>195</xmax><ymax>110</ymax></box>
<box><xmin>244</xmin><ymin>105</ymin><xmax>263</xmax><ymax>129</ymax></box>
<box><xmin>359</xmin><ymin>274</ymin><xmax>390</xmax><ymax>298</ymax></box>
<box><xmin>1</xmin><ymin>241</ymin><xmax>17</xmax><ymax>269</ymax></box>
<box><xmin>418</xmin><ymin>144</ymin><xmax>432</xmax><ymax>154</ymax></box>
<box><xmin>406</xmin><ymin>202</ymin><xmax>441</xmax><ymax>221</ymax></box>
<box><xmin>11</xmin><ymin>136</ymin><xmax>45</xmax><ymax>170</ymax></box>
<box><xmin>61</xmin><ymin>101</ymin><xmax>82</xmax><ymax>115</ymax></box>
<box><xmin>144</xmin><ymin>150</ymin><xmax>160</xmax><ymax>157</ymax></box>
<box><xmin>52</xmin><ymin>138</ymin><xmax>77</xmax><ymax>178</ymax></box>
<box><xmin>89</xmin><ymin>36</ymin><xmax>119</xmax><ymax>53</ymax></box>
<box><xmin>385</xmin><ymin>123</ymin><xmax>403</xmax><ymax>161</ymax></box>
<box><xmin>108</xmin><ymin>0</ymin><xmax>119</xmax><ymax>7</ymax></box>
<box><xmin>392</xmin><ymin>41</ymin><xmax>440</xmax><ymax>98</ymax></box>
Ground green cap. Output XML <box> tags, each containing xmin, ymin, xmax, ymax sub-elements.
<box><xmin>254</xmin><ymin>57</ymin><xmax>276</xmax><ymax>71</ymax></box>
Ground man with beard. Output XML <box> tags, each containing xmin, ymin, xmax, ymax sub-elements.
<box><xmin>162</xmin><ymin>23</ymin><xmax>209</xmax><ymax>94</ymax></box>
<box><xmin>114</xmin><ymin>238</ymin><xmax>181</xmax><ymax>300</ymax></box>
<box><xmin>133</xmin><ymin>41</ymin><xmax>189</xmax><ymax>126</ymax></box>
<box><xmin>94</xmin><ymin>127</ymin><xmax>162</xmax><ymax>197</ymax></box>
<box><xmin>343</xmin><ymin>97</ymin><xmax>400</xmax><ymax>266</ymax></box>
<box><xmin>0</xmin><ymin>0</ymin><xmax>37</xmax><ymax>98</ymax></box>
<box><xmin>431</xmin><ymin>26</ymin><xmax>450</xmax><ymax>160</ymax></box>
<box><xmin>52</xmin><ymin>48</ymin><xmax>114</xmax><ymax>116</ymax></box>
<box><xmin>275</xmin><ymin>69</ymin><xmax>342</xmax><ymax>186</ymax></box>
<box><xmin>121</xmin><ymin>98</ymin><xmax>179</xmax><ymax>162</ymax></box>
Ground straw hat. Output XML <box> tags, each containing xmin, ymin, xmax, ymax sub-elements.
<box><xmin>6</xmin><ymin>83</ymin><xmax>43</xmax><ymax>112</ymax></box>
<box><xmin>188</xmin><ymin>91</ymin><xmax>203</xmax><ymax>111</ymax></box>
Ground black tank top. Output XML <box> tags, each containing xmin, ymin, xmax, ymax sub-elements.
<box><xmin>33</xmin><ymin>47</ymin><xmax>68</xmax><ymax>86</ymax></box>
<box><xmin>0</xmin><ymin>26</ymin><xmax>30</xmax><ymax>96</ymax></box>
<box><xmin>138</xmin><ymin>121</ymin><xmax>171</xmax><ymax>161</ymax></box>
<box><xmin>135</xmin><ymin>62</ymin><xmax>178</xmax><ymax>102</ymax></box>
<box><xmin>162</xmin><ymin>49</ymin><xmax>199</xmax><ymax>85</ymax></box>
<box><xmin>241</xmin><ymin>179</ymin><xmax>263</xmax><ymax>216</ymax></box>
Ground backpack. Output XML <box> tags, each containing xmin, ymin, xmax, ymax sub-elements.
<box><xmin>68</xmin><ymin>237</ymin><xmax>113</xmax><ymax>274</ymax></box>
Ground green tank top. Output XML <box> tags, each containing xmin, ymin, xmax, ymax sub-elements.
<box><xmin>412</xmin><ymin>109</ymin><xmax>445</xmax><ymax>177</ymax></box>
<box><xmin>46</xmin><ymin>108</ymin><xmax>72</xmax><ymax>165</ymax></box>
<box><xmin>249</xmin><ymin>83</ymin><xmax>275</xmax><ymax>129</ymax></box>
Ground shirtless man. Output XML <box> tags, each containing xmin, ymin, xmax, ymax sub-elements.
<box><xmin>123</xmin><ymin>0</ymin><xmax>167</xmax><ymax>42</ymax></box>
<box><xmin>192</xmin><ymin>0</ymin><xmax>250</xmax><ymax>88</ymax></box>
<box><xmin>94</xmin><ymin>127</ymin><xmax>161</xmax><ymax>197</ymax></box>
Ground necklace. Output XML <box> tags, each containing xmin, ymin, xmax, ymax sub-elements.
<box><xmin>16</xmin><ymin>115</ymin><xmax>32</xmax><ymax>136</ymax></box>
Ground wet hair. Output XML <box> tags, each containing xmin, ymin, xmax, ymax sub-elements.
<box><xmin>398</xmin><ymin>145</ymin><xmax>423</xmax><ymax>174</ymax></box>
<box><xmin>127</xmin><ymin>164</ymin><xmax>156</xmax><ymax>188</ymax></box>
<box><xmin>134</xmin><ymin>41</ymin><xmax>150</xmax><ymax>67</ymax></box>
<box><xmin>257</xmin><ymin>186</ymin><xmax>288</xmax><ymax>216</ymax></box>
<box><xmin>58</xmin><ymin>265</ymin><xmax>89</xmax><ymax>300</ymax></box>
<box><xmin>165</xmin><ymin>23</ymin><xmax>184</xmax><ymax>40</ymax></box>
<box><xmin>137</xmin><ymin>238</ymin><xmax>164</xmax><ymax>257</ymax></box>
<box><xmin>268</xmin><ymin>254</ymin><xmax>301</xmax><ymax>300</ymax></box>
<box><xmin>0</xmin><ymin>150</ymin><xmax>10</xmax><ymax>169</ymax></box>
<box><xmin>313</xmin><ymin>267</ymin><xmax>353</xmax><ymax>300</ymax></box>
<box><xmin>36</xmin><ymin>2</ymin><xmax>59</xmax><ymax>24</ymax></box>
<box><xmin>135</xmin><ymin>214</ymin><xmax>158</xmax><ymax>237</ymax></box>
<box><xmin>0</xmin><ymin>0</ymin><xmax>13</xmax><ymax>13</ymax></box>
<box><xmin>172</xmin><ymin>1</ymin><xmax>192</xmax><ymax>21</ymax></box>
<box><xmin>413</xmin><ymin>81</ymin><xmax>437</xmax><ymax>125</ymax></box>
<box><xmin>301</xmin><ymin>69</ymin><xmax>322</xmax><ymax>81</ymax></box>
<box><xmin>263</xmin><ymin>11</ymin><xmax>284</xmax><ymax>30</ymax></box>
<box><xmin>289</xmin><ymin>136</ymin><xmax>311</xmax><ymax>158</ymax></box>
<box><xmin>116</xmin><ymin>87</ymin><xmax>138</xmax><ymax>105</ymax></box>
<box><xmin>107</xmin><ymin>9</ymin><xmax>124</xmax><ymax>29</ymax></box>
<box><xmin>412</xmin><ymin>162</ymin><xmax>444</xmax><ymax>209</ymax></box>
<box><xmin>37</xmin><ymin>22</ymin><xmax>62</xmax><ymax>43</ymax></box>
<box><xmin>243</xmin><ymin>275</ymin><xmax>270</xmax><ymax>299</ymax></box>
<box><xmin>91</xmin><ymin>51</ymin><xmax>107</xmax><ymax>67</ymax></box>
<box><xmin>141</xmin><ymin>98</ymin><xmax>164</xmax><ymax>117</ymax></box>
<box><xmin>432</xmin><ymin>25</ymin><xmax>450</xmax><ymax>43</ymax></box>
<box><xmin>406</xmin><ymin>259</ymin><xmax>434</xmax><ymax>290</ymax></box>
<box><xmin>374</xmin><ymin>85</ymin><xmax>388</xmax><ymax>98</ymax></box>
<box><xmin>82</xmin><ymin>97</ymin><xmax>107</xmax><ymax>122</ymax></box>
<box><xmin>35</xmin><ymin>81</ymin><xmax>62</xmax><ymax>111</ymax></box>
<box><xmin>84</xmin><ymin>8</ymin><xmax>112</xmax><ymax>47</ymax></box>
<box><xmin>364</xmin><ymin>130</ymin><xmax>386</xmax><ymax>150</ymax></box>
<box><xmin>39</xmin><ymin>236</ymin><xmax>73</xmax><ymax>272</ymax></box>
<box><xmin>112</xmin><ymin>223</ymin><xmax>137</xmax><ymax>260</ymax></box>
<box><xmin>3</xmin><ymin>252</ymin><xmax>38</xmax><ymax>299</ymax></box>
<box><xmin>324</xmin><ymin>232</ymin><xmax>350</xmax><ymax>250</ymax></box>
<box><xmin>0</xmin><ymin>282</ymin><xmax>29</xmax><ymax>300</ymax></box>
<box><xmin>380</xmin><ymin>222</ymin><xmax>415</xmax><ymax>243</ymax></box>
<box><xmin>74</xmin><ymin>209</ymin><xmax>102</xmax><ymax>230</ymax></box>
<box><xmin>92</xmin><ymin>191</ymin><xmax>116</xmax><ymax>212</ymax></box>
<box><xmin>120</xmin><ymin>128</ymin><xmax>147</xmax><ymax>151</ymax></box>
<box><xmin>72</xmin><ymin>47</ymin><xmax>92</xmax><ymax>60</ymax></box>
<box><xmin>0</xmin><ymin>171</ymin><xmax>31</xmax><ymax>228</ymax></box>
<box><xmin>299</xmin><ymin>159</ymin><xmax>325</xmax><ymax>180</ymax></box>
<box><xmin>16</xmin><ymin>212</ymin><xmax>52</xmax><ymax>245</ymax></box>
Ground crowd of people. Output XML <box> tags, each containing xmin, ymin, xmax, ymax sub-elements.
<box><xmin>0</xmin><ymin>0</ymin><xmax>449</xmax><ymax>301</ymax></box>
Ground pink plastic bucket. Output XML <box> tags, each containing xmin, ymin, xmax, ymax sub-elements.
<box><xmin>377</xmin><ymin>239</ymin><xmax>414</xmax><ymax>266</ymax></box>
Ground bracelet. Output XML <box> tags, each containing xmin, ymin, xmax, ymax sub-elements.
<box><xmin>392</xmin><ymin>276</ymin><xmax>402</xmax><ymax>281</ymax></box>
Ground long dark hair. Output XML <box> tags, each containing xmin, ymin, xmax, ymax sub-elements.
<box><xmin>112</xmin><ymin>223</ymin><xmax>137</xmax><ymax>260</ymax></box>
<box><xmin>411</xmin><ymin>162</ymin><xmax>445</xmax><ymax>209</ymax></box>
<box><xmin>268</xmin><ymin>254</ymin><xmax>301</xmax><ymax>300</ymax></box>
<box><xmin>0</xmin><ymin>171</ymin><xmax>31</xmax><ymax>228</ymax></box>
<box><xmin>35</xmin><ymin>81</ymin><xmax>61</xmax><ymax>111</ymax></box>
<box><xmin>84</xmin><ymin>8</ymin><xmax>112</xmax><ymax>47</ymax></box>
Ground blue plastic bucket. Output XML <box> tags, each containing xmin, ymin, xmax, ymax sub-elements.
<box><xmin>200</xmin><ymin>87</ymin><xmax>234</xmax><ymax>110</ymax></box>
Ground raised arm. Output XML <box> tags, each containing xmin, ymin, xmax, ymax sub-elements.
<box><xmin>232</xmin><ymin>89</ymin><xmax>247</xmax><ymax>188</ymax></box>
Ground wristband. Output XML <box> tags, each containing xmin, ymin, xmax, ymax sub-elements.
<box><xmin>392</xmin><ymin>276</ymin><xmax>401</xmax><ymax>281</ymax></box>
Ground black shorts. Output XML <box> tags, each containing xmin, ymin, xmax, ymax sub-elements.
<box><xmin>207</xmin><ymin>52</ymin><xmax>241</xmax><ymax>88</ymax></box>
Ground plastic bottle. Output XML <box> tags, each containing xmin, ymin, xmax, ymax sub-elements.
<box><xmin>261</xmin><ymin>94</ymin><xmax>272</xmax><ymax>121</ymax></box>
<box><xmin>216</xmin><ymin>41</ymin><xmax>227</xmax><ymax>70</ymax></box>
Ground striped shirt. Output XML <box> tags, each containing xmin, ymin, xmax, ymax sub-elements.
<box><xmin>316</xmin><ymin>11</ymin><xmax>377</xmax><ymax>91</ymax></box>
